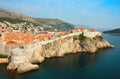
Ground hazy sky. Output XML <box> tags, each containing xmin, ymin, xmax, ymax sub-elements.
<box><xmin>0</xmin><ymin>0</ymin><xmax>120</xmax><ymax>30</ymax></box>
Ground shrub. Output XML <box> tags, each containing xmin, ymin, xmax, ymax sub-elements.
<box><xmin>0</xmin><ymin>54</ymin><xmax>8</xmax><ymax>58</ymax></box>
<box><xmin>93</xmin><ymin>36</ymin><xmax>103</xmax><ymax>41</ymax></box>
<box><xmin>79</xmin><ymin>33</ymin><xmax>86</xmax><ymax>40</ymax></box>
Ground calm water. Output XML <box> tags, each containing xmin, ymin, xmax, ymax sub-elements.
<box><xmin>0</xmin><ymin>34</ymin><xmax>120</xmax><ymax>79</ymax></box>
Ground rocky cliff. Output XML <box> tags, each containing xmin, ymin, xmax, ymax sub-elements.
<box><xmin>7</xmin><ymin>31</ymin><xmax>114</xmax><ymax>73</ymax></box>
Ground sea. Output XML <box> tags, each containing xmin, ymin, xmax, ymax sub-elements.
<box><xmin>0</xmin><ymin>34</ymin><xmax>120</xmax><ymax>79</ymax></box>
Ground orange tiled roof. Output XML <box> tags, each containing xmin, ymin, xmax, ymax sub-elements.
<box><xmin>5</xmin><ymin>31</ymin><xmax>69</xmax><ymax>45</ymax></box>
<box><xmin>35</xmin><ymin>33</ymin><xmax>54</xmax><ymax>41</ymax></box>
<box><xmin>5</xmin><ymin>32</ymin><xmax>56</xmax><ymax>45</ymax></box>
<box><xmin>74</xmin><ymin>28</ymin><xmax>86</xmax><ymax>31</ymax></box>
<box><xmin>58</xmin><ymin>32</ymin><xmax>68</xmax><ymax>35</ymax></box>
<box><xmin>5</xmin><ymin>32</ymin><xmax>34</xmax><ymax>45</ymax></box>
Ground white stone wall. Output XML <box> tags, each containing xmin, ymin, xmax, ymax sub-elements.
<box><xmin>0</xmin><ymin>42</ymin><xmax>4</xmax><ymax>54</ymax></box>
<box><xmin>4</xmin><ymin>45</ymin><xmax>28</xmax><ymax>55</ymax></box>
<box><xmin>84</xmin><ymin>31</ymin><xmax>102</xmax><ymax>38</ymax></box>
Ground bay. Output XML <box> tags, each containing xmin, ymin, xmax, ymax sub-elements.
<box><xmin>0</xmin><ymin>34</ymin><xmax>120</xmax><ymax>79</ymax></box>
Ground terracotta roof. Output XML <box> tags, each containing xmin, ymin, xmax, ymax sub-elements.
<box><xmin>5</xmin><ymin>31</ymin><xmax>69</xmax><ymax>45</ymax></box>
<box><xmin>74</xmin><ymin>28</ymin><xmax>86</xmax><ymax>31</ymax></box>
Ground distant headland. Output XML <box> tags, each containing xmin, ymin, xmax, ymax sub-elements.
<box><xmin>103</xmin><ymin>28</ymin><xmax>120</xmax><ymax>35</ymax></box>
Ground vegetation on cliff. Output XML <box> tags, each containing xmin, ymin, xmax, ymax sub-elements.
<box><xmin>93</xmin><ymin>36</ymin><xmax>103</xmax><ymax>41</ymax></box>
<box><xmin>0</xmin><ymin>54</ymin><xmax>8</xmax><ymax>58</ymax></box>
<box><xmin>73</xmin><ymin>33</ymin><xmax>86</xmax><ymax>41</ymax></box>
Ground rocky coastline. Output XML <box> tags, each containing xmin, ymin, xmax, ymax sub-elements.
<box><xmin>7</xmin><ymin>31</ymin><xmax>114</xmax><ymax>73</ymax></box>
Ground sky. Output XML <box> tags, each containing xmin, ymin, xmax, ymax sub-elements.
<box><xmin>0</xmin><ymin>0</ymin><xmax>120</xmax><ymax>30</ymax></box>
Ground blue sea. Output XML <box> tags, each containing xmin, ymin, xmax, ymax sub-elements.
<box><xmin>0</xmin><ymin>34</ymin><xmax>120</xmax><ymax>79</ymax></box>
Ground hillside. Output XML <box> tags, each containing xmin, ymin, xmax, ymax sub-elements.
<box><xmin>103</xmin><ymin>28</ymin><xmax>120</xmax><ymax>34</ymax></box>
<box><xmin>0</xmin><ymin>8</ymin><xmax>34</xmax><ymax>22</ymax></box>
<box><xmin>34</xmin><ymin>18</ymin><xmax>75</xmax><ymax>31</ymax></box>
<box><xmin>0</xmin><ymin>8</ymin><xmax>75</xmax><ymax>32</ymax></box>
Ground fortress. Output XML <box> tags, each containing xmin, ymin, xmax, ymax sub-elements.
<box><xmin>4</xmin><ymin>29</ymin><xmax>113</xmax><ymax>73</ymax></box>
